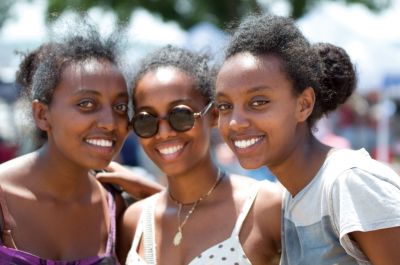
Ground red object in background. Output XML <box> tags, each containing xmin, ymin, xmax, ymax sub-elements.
<box><xmin>371</xmin><ymin>147</ymin><xmax>395</xmax><ymax>162</ymax></box>
<box><xmin>0</xmin><ymin>141</ymin><xmax>17</xmax><ymax>163</ymax></box>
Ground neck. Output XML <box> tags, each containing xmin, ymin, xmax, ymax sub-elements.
<box><xmin>166</xmin><ymin>164</ymin><xmax>221</xmax><ymax>205</ymax></box>
<box><xmin>33</xmin><ymin>145</ymin><xmax>93</xmax><ymax>200</ymax></box>
<box><xmin>270</xmin><ymin>135</ymin><xmax>331</xmax><ymax>197</ymax></box>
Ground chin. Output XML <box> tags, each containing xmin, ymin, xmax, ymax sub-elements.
<box><xmin>88</xmin><ymin>159</ymin><xmax>113</xmax><ymax>170</ymax></box>
<box><xmin>237</xmin><ymin>158</ymin><xmax>264</xmax><ymax>170</ymax></box>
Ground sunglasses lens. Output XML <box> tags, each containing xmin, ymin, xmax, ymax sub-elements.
<box><xmin>169</xmin><ymin>107</ymin><xmax>195</xmax><ymax>132</ymax></box>
<box><xmin>133</xmin><ymin>112</ymin><xmax>158</xmax><ymax>138</ymax></box>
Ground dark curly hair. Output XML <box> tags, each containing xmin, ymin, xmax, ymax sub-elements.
<box><xmin>31</xmin><ymin>24</ymin><xmax>123</xmax><ymax>105</ymax></box>
<box><xmin>312</xmin><ymin>42</ymin><xmax>357</xmax><ymax>116</ymax></box>
<box><xmin>16</xmin><ymin>43</ymin><xmax>59</xmax><ymax>96</ymax></box>
<box><xmin>224</xmin><ymin>14</ymin><xmax>357</xmax><ymax>127</ymax></box>
<box><xmin>132</xmin><ymin>45</ymin><xmax>215</xmax><ymax>105</ymax></box>
<box><xmin>15</xmin><ymin>18</ymin><xmax>125</xmax><ymax>142</ymax></box>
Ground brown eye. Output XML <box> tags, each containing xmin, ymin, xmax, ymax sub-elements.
<box><xmin>114</xmin><ymin>103</ymin><xmax>128</xmax><ymax>114</ymax></box>
<box><xmin>250</xmin><ymin>99</ymin><xmax>268</xmax><ymax>107</ymax></box>
<box><xmin>216</xmin><ymin>102</ymin><xmax>232</xmax><ymax>111</ymax></box>
<box><xmin>78</xmin><ymin>99</ymin><xmax>95</xmax><ymax>110</ymax></box>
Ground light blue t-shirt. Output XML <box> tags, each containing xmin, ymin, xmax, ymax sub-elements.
<box><xmin>280</xmin><ymin>148</ymin><xmax>400</xmax><ymax>265</ymax></box>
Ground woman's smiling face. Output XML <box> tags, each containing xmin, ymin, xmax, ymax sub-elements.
<box><xmin>42</xmin><ymin>59</ymin><xmax>129</xmax><ymax>169</ymax></box>
<box><xmin>216</xmin><ymin>52</ymin><xmax>306</xmax><ymax>170</ymax></box>
<box><xmin>133</xmin><ymin>67</ymin><xmax>214</xmax><ymax>175</ymax></box>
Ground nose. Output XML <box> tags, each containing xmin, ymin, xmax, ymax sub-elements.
<box><xmin>155</xmin><ymin>117</ymin><xmax>177</xmax><ymax>139</ymax></box>
<box><xmin>229</xmin><ymin>107</ymin><xmax>250</xmax><ymax>131</ymax></box>
<box><xmin>97</xmin><ymin>106</ymin><xmax>116</xmax><ymax>131</ymax></box>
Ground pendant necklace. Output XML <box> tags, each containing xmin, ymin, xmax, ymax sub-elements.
<box><xmin>168</xmin><ymin>169</ymin><xmax>224</xmax><ymax>246</ymax></box>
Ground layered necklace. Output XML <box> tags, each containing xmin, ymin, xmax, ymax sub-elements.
<box><xmin>168</xmin><ymin>169</ymin><xmax>224</xmax><ymax>246</ymax></box>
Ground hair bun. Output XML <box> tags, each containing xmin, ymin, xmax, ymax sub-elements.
<box><xmin>313</xmin><ymin>42</ymin><xmax>357</xmax><ymax>115</ymax></box>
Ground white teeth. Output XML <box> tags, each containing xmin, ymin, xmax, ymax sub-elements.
<box><xmin>158</xmin><ymin>144</ymin><xmax>183</xmax><ymax>155</ymax></box>
<box><xmin>234</xmin><ymin>137</ymin><xmax>263</xmax><ymax>149</ymax></box>
<box><xmin>86</xmin><ymin>139</ymin><xmax>113</xmax><ymax>147</ymax></box>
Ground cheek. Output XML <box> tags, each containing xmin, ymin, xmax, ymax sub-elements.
<box><xmin>116</xmin><ymin>116</ymin><xmax>129</xmax><ymax>135</ymax></box>
<box><xmin>217</xmin><ymin>115</ymin><xmax>230</xmax><ymax>135</ymax></box>
<box><xmin>138</xmin><ymin>139</ymin><xmax>157</xmax><ymax>161</ymax></box>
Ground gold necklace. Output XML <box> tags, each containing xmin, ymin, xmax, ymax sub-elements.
<box><xmin>168</xmin><ymin>169</ymin><xmax>224</xmax><ymax>246</ymax></box>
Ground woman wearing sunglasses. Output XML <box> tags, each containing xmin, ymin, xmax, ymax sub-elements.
<box><xmin>112</xmin><ymin>45</ymin><xmax>282</xmax><ymax>265</ymax></box>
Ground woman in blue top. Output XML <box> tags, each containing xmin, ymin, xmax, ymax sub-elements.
<box><xmin>215</xmin><ymin>14</ymin><xmax>400</xmax><ymax>265</ymax></box>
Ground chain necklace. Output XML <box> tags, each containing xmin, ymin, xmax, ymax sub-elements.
<box><xmin>168</xmin><ymin>169</ymin><xmax>224</xmax><ymax>246</ymax></box>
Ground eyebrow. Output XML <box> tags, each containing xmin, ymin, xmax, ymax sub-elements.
<box><xmin>73</xmin><ymin>89</ymin><xmax>129</xmax><ymax>98</ymax></box>
<box><xmin>246</xmin><ymin>86</ymin><xmax>272</xmax><ymax>94</ymax></box>
<box><xmin>216</xmin><ymin>85</ymin><xmax>271</xmax><ymax>97</ymax></box>
<box><xmin>135</xmin><ymin>98</ymin><xmax>195</xmax><ymax>112</ymax></box>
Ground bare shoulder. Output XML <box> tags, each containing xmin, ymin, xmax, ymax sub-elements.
<box><xmin>228</xmin><ymin>174</ymin><xmax>282</xmax><ymax>202</ymax></box>
<box><xmin>122</xmin><ymin>194</ymin><xmax>156</xmax><ymax>227</ymax></box>
<box><xmin>257</xmin><ymin>181</ymin><xmax>283</xmax><ymax>209</ymax></box>
<box><xmin>254</xmin><ymin>181</ymin><xmax>283</xmax><ymax>248</ymax></box>
<box><xmin>117</xmin><ymin>193</ymin><xmax>159</xmax><ymax>262</ymax></box>
<box><xmin>229</xmin><ymin>175</ymin><xmax>282</xmax><ymax>259</ymax></box>
<box><xmin>0</xmin><ymin>153</ymin><xmax>37</xmax><ymax>184</ymax></box>
<box><xmin>228</xmin><ymin>173</ymin><xmax>258</xmax><ymax>189</ymax></box>
<box><xmin>228</xmin><ymin>174</ymin><xmax>282</xmax><ymax>214</ymax></box>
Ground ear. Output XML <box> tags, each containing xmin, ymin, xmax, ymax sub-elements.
<box><xmin>296</xmin><ymin>87</ymin><xmax>315</xmax><ymax>122</ymax></box>
<box><xmin>209</xmin><ymin>105</ymin><xmax>219</xmax><ymax>128</ymax></box>
<box><xmin>32</xmin><ymin>99</ymin><xmax>51</xmax><ymax>132</ymax></box>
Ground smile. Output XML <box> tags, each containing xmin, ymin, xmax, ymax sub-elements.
<box><xmin>158</xmin><ymin>144</ymin><xmax>184</xmax><ymax>155</ymax></box>
<box><xmin>85</xmin><ymin>139</ymin><xmax>113</xmax><ymax>147</ymax></box>
<box><xmin>233</xmin><ymin>136</ymin><xmax>263</xmax><ymax>149</ymax></box>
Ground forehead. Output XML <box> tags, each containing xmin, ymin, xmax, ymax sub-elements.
<box><xmin>54</xmin><ymin>59</ymin><xmax>127</xmax><ymax>95</ymax></box>
<box><xmin>63</xmin><ymin>59</ymin><xmax>121</xmax><ymax>77</ymax></box>
<box><xmin>61</xmin><ymin>59</ymin><xmax>125</xmax><ymax>85</ymax></box>
<box><xmin>134</xmin><ymin>67</ymin><xmax>203</xmax><ymax>106</ymax></box>
<box><xmin>216</xmin><ymin>52</ymin><xmax>288</xmax><ymax>94</ymax></box>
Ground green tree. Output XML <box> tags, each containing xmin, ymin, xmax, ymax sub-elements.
<box><xmin>0</xmin><ymin>0</ymin><xmax>14</xmax><ymax>29</ymax></box>
<box><xmin>3</xmin><ymin>0</ymin><xmax>394</xmax><ymax>30</ymax></box>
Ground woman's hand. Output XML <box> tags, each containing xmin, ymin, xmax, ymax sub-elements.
<box><xmin>96</xmin><ymin>161</ymin><xmax>164</xmax><ymax>200</ymax></box>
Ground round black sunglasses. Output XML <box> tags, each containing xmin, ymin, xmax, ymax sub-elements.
<box><xmin>132</xmin><ymin>102</ymin><xmax>213</xmax><ymax>138</ymax></box>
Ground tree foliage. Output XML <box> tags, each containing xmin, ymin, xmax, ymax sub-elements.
<box><xmin>0</xmin><ymin>0</ymin><xmax>14</xmax><ymax>29</ymax></box>
<box><xmin>4</xmin><ymin>0</ymin><xmax>393</xmax><ymax>30</ymax></box>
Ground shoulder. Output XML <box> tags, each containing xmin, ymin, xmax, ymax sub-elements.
<box><xmin>229</xmin><ymin>174</ymin><xmax>282</xmax><ymax>227</ymax></box>
<box><xmin>117</xmin><ymin>192</ymin><xmax>160</xmax><ymax>263</ymax></box>
<box><xmin>122</xmin><ymin>193</ymin><xmax>158</xmax><ymax>228</ymax></box>
<box><xmin>117</xmin><ymin>193</ymin><xmax>159</xmax><ymax>261</ymax></box>
<box><xmin>229</xmin><ymin>174</ymin><xmax>283</xmax><ymax>252</ymax></box>
<box><xmin>227</xmin><ymin>173</ymin><xmax>282</xmax><ymax>207</ymax></box>
<box><xmin>254</xmin><ymin>181</ymin><xmax>283</xmax><ymax>247</ymax></box>
<box><xmin>228</xmin><ymin>173</ymin><xmax>258</xmax><ymax>189</ymax></box>
<box><xmin>253</xmin><ymin>181</ymin><xmax>282</xmax><ymax>224</ymax></box>
<box><xmin>0</xmin><ymin>152</ymin><xmax>37</xmax><ymax>184</ymax></box>
<box><xmin>326</xmin><ymin>149</ymin><xmax>400</xmax><ymax>188</ymax></box>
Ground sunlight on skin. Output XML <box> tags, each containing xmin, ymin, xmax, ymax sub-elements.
<box><xmin>154</xmin><ymin>67</ymin><xmax>177</xmax><ymax>84</ymax></box>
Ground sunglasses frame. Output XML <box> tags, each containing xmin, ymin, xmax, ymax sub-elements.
<box><xmin>132</xmin><ymin>102</ymin><xmax>214</xmax><ymax>138</ymax></box>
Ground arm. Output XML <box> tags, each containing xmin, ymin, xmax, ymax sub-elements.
<box><xmin>350</xmin><ymin>227</ymin><xmax>400</xmax><ymax>265</ymax></box>
<box><xmin>97</xmin><ymin>162</ymin><xmax>164</xmax><ymax>200</ymax></box>
<box><xmin>330</xmin><ymin>165</ymin><xmax>400</xmax><ymax>264</ymax></box>
<box><xmin>117</xmin><ymin>200</ymin><xmax>145</xmax><ymax>264</ymax></box>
